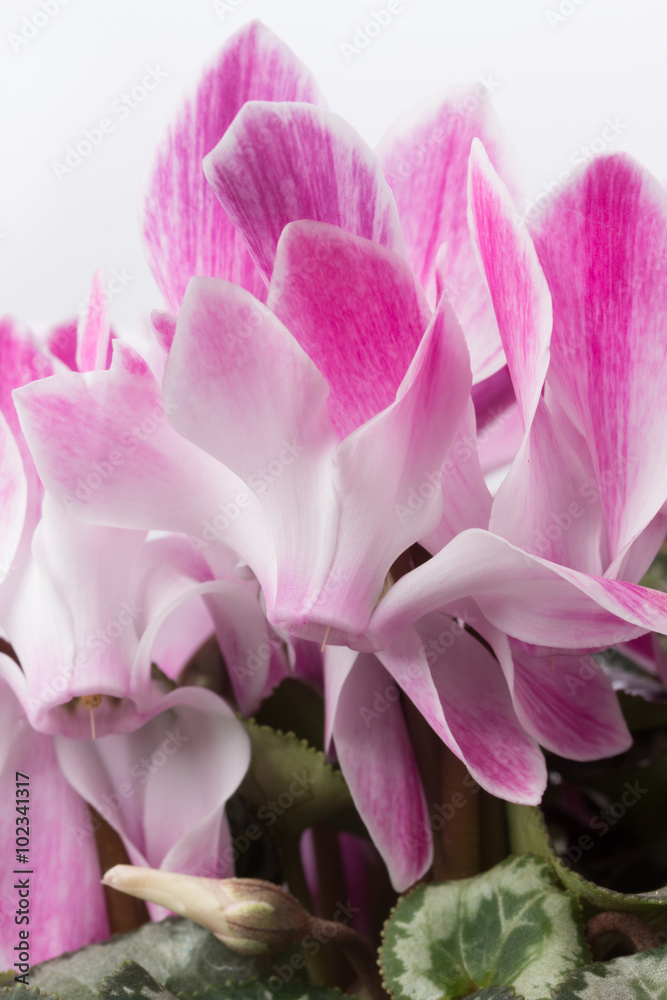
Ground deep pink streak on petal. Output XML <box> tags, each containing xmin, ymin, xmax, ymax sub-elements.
<box><xmin>142</xmin><ymin>22</ymin><xmax>323</xmax><ymax>313</ymax></box>
<box><xmin>0</xmin><ymin>680</ymin><xmax>109</xmax><ymax>963</ymax></box>
<box><xmin>330</xmin><ymin>652</ymin><xmax>433</xmax><ymax>890</ymax></box>
<box><xmin>76</xmin><ymin>268</ymin><xmax>111</xmax><ymax>373</ymax></box>
<box><xmin>268</xmin><ymin>222</ymin><xmax>430</xmax><ymax>437</ymax></box>
<box><xmin>531</xmin><ymin>153</ymin><xmax>667</xmax><ymax>563</ymax></box>
<box><xmin>110</xmin><ymin>340</ymin><xmax>153</xmax><ymax>377</ymax></box>
<box><xmin>509</xmin><ymin>646</ymin><xmax>631</xmax><ymax>760</ymax></box>
<box><xmin>378</xmin><ymin>619</ymin><xmax>546</xmax><ymax>804</ymax></box>
<box><xmin>295</xmin><ymin>291</ymin><xmax>471</xmax><ymax>637</ymax></box>
<box><xmin>468</xmin><ymin>139</ymin><xmax>551</xmax><ymax>430</ymax></box>
<box><xmin>377</xmin><ymin>87</ymin><xmax>516</xmax><ymax>379</ymax></box>
<box><xmin>150</xmin><ymin>309</ymin><xmax>176</xmax><ymax>353</ymax></box>
<box><xmin>204</xmin><ymin>101</ymin><xmax>404</xmax><ymax>286</ymax></box>
<box><xmin>47</xmin><ymin>319</ymin><xmax>78</xmax><ymax>371</ymax></box>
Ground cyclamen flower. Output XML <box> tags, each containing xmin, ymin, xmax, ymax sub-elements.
<box><xmin>11</xmin><ymin>20</ymin><xmax>667</xmax><ymax>893</ymax></box>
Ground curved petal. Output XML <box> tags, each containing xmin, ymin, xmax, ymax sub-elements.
<box><xmin>377</xmin><ymin>617</ymin><xmax>546</xmax><ymax>803</ymax></box>
<box><xmin>204</xmin><ymin>101</ymin><xmax>404</xmax><ymax>284</ymax></box>
<box><xmin>329</xmin><ymin>651</ymin><xmax>432</xmax><ymax>890</ymax></box>
<box><xmin>377</xmin><ymin>88</ymin><xmax>515</xmax><ymax>379</ymax></box>
<box><xmin>142</xmin><ymin>21</ymin><xmax>323</xmax><ymax>312</ymax></box>
<box><xmin>54</xmin><ymin>686</ymin><xmax>251</xmax><ymax>919</ymax></box>
<box><xmin>297</xmin><ymin>291</ymin><xmax>472</xmax><ymax>637</ymax></box>
<box><xmin>0</xmin><ymin>678</ymin><xmax>108</xmax><ymax>963</ymax></box>
<box><xmin>531</xmin><ymin>153</ymin><xmax>667</xmax><ymax>563</ymax></box>
<box><xmin>468</xmin><ymin>139</ymin><xmax>551</xmax><ymax>430</ymax></box>
<box><xmin>510</xmin><ymin>645</ymin><xmax>631</xmax><ymax>760</ymax></box>
<box><xmin>370</xmin><ymin>528</ymin><xmax>667</xmax><ymax>650</ymax></box>
<box><xmin>14</xmin><ymin>368</ymin><xmax>272</xmax><ymax>571</ymax></box>
<box><xmin>165</xmin><ymin>276</ymin><xmax>338</xmax><ymax>617</ymax></box>
<box><xmin>267</xmin><ymin>221</ymin><xmax>430</xmax><ymax>437</ymax></box>
<box><xmin>6</xmin><ymin>496</ymin><xmax>152</xmax><ymax>737</ymax></box>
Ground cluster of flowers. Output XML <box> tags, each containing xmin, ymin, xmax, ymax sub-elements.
<box><xmin>2</xmin><ymin>20</ymin><xmax>667</xmax><ymax>966</ymax></box>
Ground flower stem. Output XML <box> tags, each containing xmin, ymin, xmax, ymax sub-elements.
<box><xmin>92</xmin><ymin>806</ymin><xmax>150</xmax><ymax>933</ymax></box>
<box><xmin>309</xmin><ymin>917</ymin><xmax>387</xmax><ymax>1000</ymax></box>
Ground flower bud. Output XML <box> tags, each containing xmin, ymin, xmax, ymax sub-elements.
<box><xmin>102</xmin><ymin>866</ymin><xmax>311</xmax><ymax>955</ymax></box>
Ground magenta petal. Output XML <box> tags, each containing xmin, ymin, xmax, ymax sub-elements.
<box><xmin>268</xmin><ymin>221</ymin><xmax>430</xmax><ymax>437</ymax></box>
<box><xmin>142</xmin><ymin>22</ymin><xmax>322</xmax><ymax>312</ymax></box>
<box><xmin>204</xmin><ymin>101</ymin><xmax>404</xmax><ymax>285</ymax></box>
<box><xmin>0</xmin><ymin>681</ymin><xmax>109</xmax><ymax>963</ymax></box>
<box><xmin>510</xmin><ymin>645</ymin><xmax>631</xmax><ymax>760</ymax></box>
<box><xmin>468</xmin><ymin>139</ymin><xmax>551</xmax><ymax>429</ymax></box>
<box><xmin>303</xmin><ymin>292</ymin><xmax>471</xmax><ymax>636</ymax></box>
<box><xmin>110</xmin><ymin>340</ymin><xmax>153</xmax><ymax>378</ymax></box>
<box><xmin>54</xmin><ymin>686</ymin><xmax>250</xmax><ymax>918</ymax></box>
<box><xmin>531</xmin><ymin>153</ymin><xmax>667</xmax><ymax>563</ymax></box>
<box><xmin>378</xmin><ymin>619</ymin><xmax>546</xmax><ymax>803</ymax></box>
<box><xmin>377</xmin><ymin>89</ymin><xmax>514</xmax><ymax>379</ymax></box>
<box><xmin>329</xmin><ymin>651</ymin><xmax>432</xmax><ymax>890</ymax></box>
<box><xmin>76</xmin><ymin>269</ymin><xmax>111</xmax><ymax>373</ymax></box>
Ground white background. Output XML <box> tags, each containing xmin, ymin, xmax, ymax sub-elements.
<box><xmin>1</xmin><ymin>0</ymin><xmax>665</xmax><ymax>332</ymax></box>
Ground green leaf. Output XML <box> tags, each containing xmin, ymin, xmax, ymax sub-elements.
<box><xmin>508</xmin><ymin>803</ymin><xmax>667</xmax><ymax>917</ymax></box>
<box><xmin>0</xmin><ymin>988</ymin><xmax>61</xmax><ymax>1000</ymax></box>
<box><xmin>179</xmin><ymin>981</ymin><xmax>347</xmax><ymax>1000</ymax></box>
<box><xmin>238</xmin><ymin>718</ymin><xmax>352</xmax><ymax>833</ymax></box>
<box><xmin>28</xmin><ymin>917</ymin><xmax>274</xmax><ymax>1000</ymax></box>
<box><xmin>379</xmin><ymin>855</ymin><xmax>588</xmax><ymax>1000</ymax></box>
<box><xmin>552</xmin><ymin>943</ymin><xmax>667</xmax><ymax>998</ymax></box>
<box><xmin>98</xmin><ymin>962</ymin><xmax>178</xmax><ymax>1000</ymax></box>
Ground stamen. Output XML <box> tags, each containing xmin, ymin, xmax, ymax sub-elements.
<box><xmin>81</xmin><ymin>694</ymin><xmax>103</xmax><ymax>739</ymax></box>
<box><xmin>320</xmin><ymin>625</ymin><xmax>331</xmax><ymax>653</ymax></box>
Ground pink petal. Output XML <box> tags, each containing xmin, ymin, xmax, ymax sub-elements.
<box><xmin>267</xmin><ymin>221</ymin><xmax>430</xmax><ymax>437</ymax></box>
<box><xmin>510</xmin><ymin>645</ymin><xmax>631</xmax><ymax>760</ymax></box>
<box><xmin>328</xmin><ymin>651</ymin><xmax>433</xmax><ymax>890</ymax></box>
<box><xmin>150</xmin><ymin>309</ymin><xmax>176</xmax><ymax>353</ymax></box>
<box><xmin>165</xmin><ymin>276</ymin><xmax>338</xmax><ymax>619</ymax></box>
<box><xmin>371</xmin><ymin>528</ymin><xmax>667</xmax><ymax>650</ymax></box>
<box><xmin>47</xmin><ymin>319</ymin><xmax>78</xmax><ymax>371</ymax></box>
<box><xmin>468</xmin><ymin>139</ymin><xmax>551</xmax><ymax>430</ymax></box>
<box><xmin>0</xmin><ymin>412</ymin><xmax>27</xmax><ymax>588</ymax></box>
<box><xmin>142</xmin><ymin>21</ymin><xmax>323</xmax><ymax>312</ymax></box>
<box><xmin>204</xmin><ymin>101</ymin><xmax>404</xmax><ymax>285</ymax></box>
<box><xmin>110</xmin><ymin>340</ymin><xmax>153</xmax><ymax>378</ymax></box>
<box><xmin>491</xmin><ymin>399</ymin><xmax>606</xmax><ymax>576</ymax></box>
<box><xmin>300</xmin><ymin>291</ymin><xmax>471</xmax><ymax>637</ymax></box>
<box><xmin>377</xmin><ymin>618</ymin><xmax>546</xmax><ymax>803</ymax></box>
<box><xmin>420</xmin><ymin>401</ymin><xmax>492</xmax><ymax>552</ymax></box>
<box><xmin>14</xmin><ymin>368</ymin><xmax>272</xmax><ymax>573</ymax></box>
<box><xmin>54</xmin><ymin>686</ymin><xmax>250</xmax><ymax>920</ymax></box>
<box><xmin>76</xmin><ymin>268</ymin><xmax>111</xmax><ymax>373</ymax></box>
<box><xmin>530</xmin><ymin>153</ymin><xmax>667</xmax><ymax>564</ymax></box>
<box><xmin>0</xmin><ymin>678</ymin><xmax>109</xmax><ymax>963</ymax></box>
<box><xmin>377</xmin><ymin>88</ymin><xmax>514</xmax><ymax>379</ymax></box>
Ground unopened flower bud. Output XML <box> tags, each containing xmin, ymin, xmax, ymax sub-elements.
<box><xmin>102</xmin><ymin>866</ymin><xmax>311</xmax><ymax>955</ymax></box>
